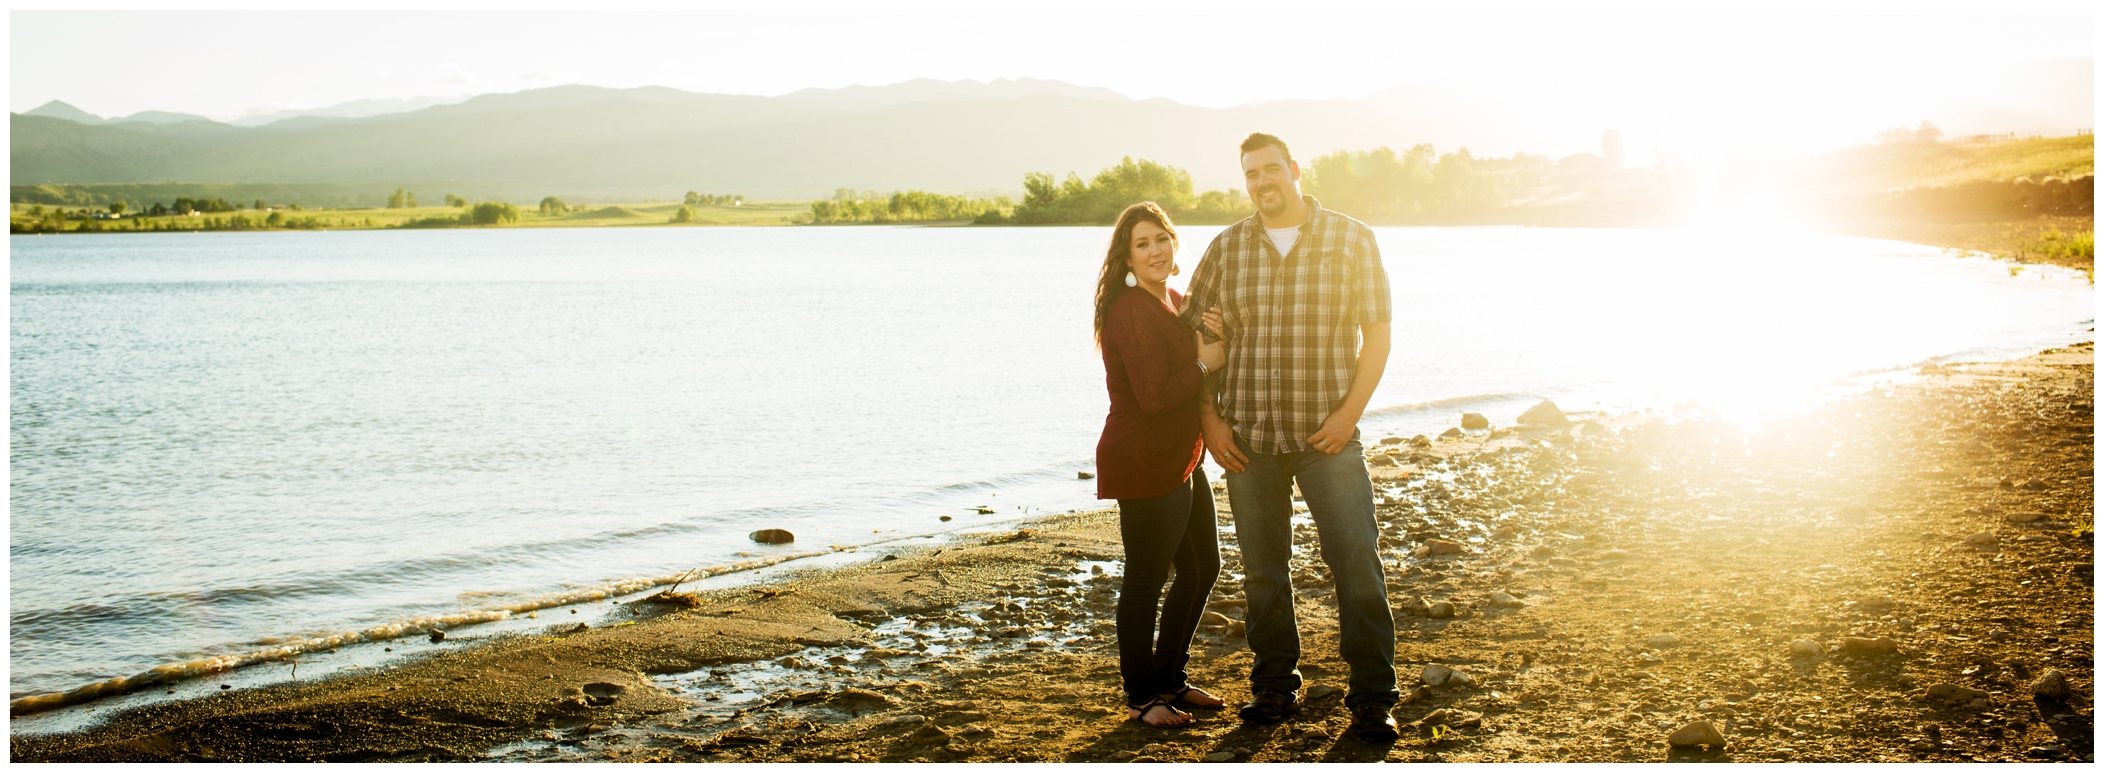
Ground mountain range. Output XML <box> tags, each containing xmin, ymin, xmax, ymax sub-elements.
<box><xmin>12</xmin><ymin>79</ymin><xmax>1518</xmax><ymax>200</ymax></box>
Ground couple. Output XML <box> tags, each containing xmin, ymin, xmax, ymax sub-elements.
<box><xmin>1094</xmin><ymin>133</ymin><xmax>1400</xmax><ymax>742</ymax></box>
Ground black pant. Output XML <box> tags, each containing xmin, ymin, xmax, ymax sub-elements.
<box><xmin>1116</xmin><ymin>467</ymin><xmax>1221</xmax><ymax>705</ymax></box>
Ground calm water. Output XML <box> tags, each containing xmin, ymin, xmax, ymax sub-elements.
<box><xmin>9</xmin><ymin>226</ymin><xmax>2092</xmax><ymax>698</ymax></box>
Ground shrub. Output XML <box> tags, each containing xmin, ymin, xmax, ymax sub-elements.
<box><xmin>469</xmin><ymin>201</ymin><xmax>520</xmax><ymax>225</ymax></box>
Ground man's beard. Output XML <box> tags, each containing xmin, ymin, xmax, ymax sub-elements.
<box><xmin>1256</xmin><ymin>185</ymin><xmax>1290</xmax><ymax>217</ymax></box>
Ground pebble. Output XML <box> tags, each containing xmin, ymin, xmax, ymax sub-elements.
<box><xmin>1423</xmin><ymin>539</ymin><xmax>1465</xmax><ymax>556</ymax></box>
<box><xmin>1840</xmin><ymin>636</ymin><xmax>1899</xmax><ymax>656</ymax></box>
<box><xmin>1078</xmin><ymin>471</ymin><xmax>1095</xmax><ymax>480</ymax></box>
<box><xmin>1439</xmin><ymin>427</ymin><xmax>1465</xmax><ymax>440</ymax></box>
<box><xmin>1488</xmin><ymin>591</ymin><xmax>1523</xmax><ymax>608</ymax></box>
<box><xmin>1789</xmin><ymin>639</ymin><xmax>1822</xmax><ymax>657</ymax></box>
<box><xmin>1421</xmin><ymin>664</ymin><xmax>1455</xmax><ymax>686</ymax></box>
<box><xmin>1461</xmin><ymin>413</ymin><xmax>1490</xmax><ymax>430</ymax></box>
<box><xmin>1924</xmin><ymin>683</ymin><xmax>1989</xmax><ymax>705</ymax></box>
<box><xmin>2004</xmin><ymin>512</ymin><xmax>2046</xmax><ymax>524</ymax></box>
<box><xmin>1427</xmin><ymin>601</ymin><xmax>1457</xmax><ymax>619</ymax></box>
<box><xmin>1307</xmin><ymin>685</ymin><xmax>1338</xmax><ymax>700</ymax></box>
<box><xmin>749</xmin><ymin>528</ymin><xmax>795</xmax><ymax>544</ymax></box>
<box><xmin>1204</xmin><ymin>751</ymin><xmax>1236</xmax><ymax>762</ymax></box>
<box><xmin>1646</xmin><ymin>634</ymin><xmax>1682</xmax><ymax>648</ymax></box>
<box><xmin>1667</xmin><ymin>719</ymin><xmax>1727</xmax><ymax>748</ymax></box>
<box><xmin>2030</xmin><ymin>669</ymin><xmax>2073</xmax><ymax>700</ymax></box>
<box><xmin>1199</xmin><ymin>611</ymin><xmax>1232</xmax><ymax>627</ymax></box>
<box><xmin>1111</xmin><ymin>750</ymin><xmax>1139</xmax><ymax>761</ymax></box>
<box><xmin>1963</xmin><ymin>531</ymin><xmax>1998</xmax><ymax>546</ymax></box>
<box><xmin>428</xmin><ymin>629</ymin><xmax>447</xmax><ymax>643</ymax></box>
<box><xmin>910</xmin><ymin>725</ymin><xmax>951</xmax><ymax>746</ymax></box>
<box><xmin>876</xmin><ymin>714</ymin><xmax>927</xmax><ymax>728</ymax></box>
<box><xmin>830</xmin><ymin>688</ymin><xmax>895</xmax><ymax>706</ymax></box>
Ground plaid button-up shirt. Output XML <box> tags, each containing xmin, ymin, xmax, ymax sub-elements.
<box><xmin>1178</xmin><ymin>196</ymin><xmax>1391</xmax><ymax>455</ymax></box>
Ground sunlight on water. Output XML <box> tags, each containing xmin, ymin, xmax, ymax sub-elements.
<box><xmin>9</xmin><ymin>225</ymin><xmax>2091</xmax><ymax>700</ymax></box>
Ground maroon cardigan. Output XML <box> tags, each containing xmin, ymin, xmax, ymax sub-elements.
<box><xmin>1096</xmin><ymin>287</ymin><xmax>1205</xmax><ymax>500</ymax></box>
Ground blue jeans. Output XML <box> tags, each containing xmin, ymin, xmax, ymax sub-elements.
<box><xmin>1115</xmin><ymin>468</ymin><xmax>1220</xmax><ymax>705</ymax></box>
<box><xmin>1224</xmin><ymin>433</ymin><xmax>1397</xmax><ymax>710</ymax></box>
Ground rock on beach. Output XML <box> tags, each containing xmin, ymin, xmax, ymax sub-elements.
<box><xmin>2031</xmin><ymin>669</ymin><xmax>2074</xmax><ymax>700</ymax></box>
<box><xmin>1668</xmin><ymin>720</ymin><xmax>1727</xmax><ymax>749</ymax></box>
<box><xmin>750</xmin><ymin>529</ymin><xmax>795</xmax><ymax>544</ymax></box>
<box><xmin>1516</xmin><ymin>400</ymin><xmax>1573</xmax><ymax>428</ymax></box>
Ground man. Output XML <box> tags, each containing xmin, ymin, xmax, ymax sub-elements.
<box><xmin>1178</xmin><ymin>132</ymin><xmax>1399</xmax><ymax>741</ymax></box>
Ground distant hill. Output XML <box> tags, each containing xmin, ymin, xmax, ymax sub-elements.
<box><xmin>230</xmin><ymin>95</ymin><xmax>468</xmax><ymax>127</ymax></box>
<box><xmin>21</xmin><ymin>100</ymin><xmax>212</xmax><ymax>126</ymax></box>
<box><xmin>11</xmin><ymin>81</ymin><xmax>1516</xmax><ymax>200</ymax></box>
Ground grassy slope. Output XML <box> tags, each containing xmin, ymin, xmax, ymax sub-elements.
<box><xmin>9</xmin><ymin>201</ymin><xmax>808</xmax><ymax>231</ymax></box>
<box><xmin>1805</xmin><ymin>136</ymin><xmax>2095</xmax><ymax>277</ymax></box>
<box><xmin>1808</xmin><ymin>135</ymin><xmax>2094</xmax><ymax>195</ymax></box>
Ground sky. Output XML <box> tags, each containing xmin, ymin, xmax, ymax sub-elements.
<box><xmin>10</xmin><ymin>9</ymin><xmax>2095</xmax><ymax>158</ymax></box>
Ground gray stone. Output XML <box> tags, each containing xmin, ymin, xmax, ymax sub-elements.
<box><xmin>1488</xmin><ymin>591</ymin><xmax>1523</xmax><ymax>608</ymax></box>
<box><xmin>1439</xmin><ymin>427</ymin><xmax>1465</xmax><ymax>440</ymax></box>
<box><xmin>1307</xmin><ymin>684</ymin><xmax>1338</xmax><ymax>700</ymax></box>
<box><xmin>1461</xmin><ymin>413</ymin><xmax>1490</xmax><ymax>430</ymax></box>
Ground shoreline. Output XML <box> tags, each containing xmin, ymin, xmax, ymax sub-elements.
<box><xmin>13</xmin><ymin>340</ymin><xmax>2092</xmax><ymax>762</ymax></box>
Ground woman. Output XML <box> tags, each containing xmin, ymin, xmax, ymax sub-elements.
<box><xmin>1094</xmin><ymin>202</ymin><xmax>1229</xmax><ymax>728</ymax></box>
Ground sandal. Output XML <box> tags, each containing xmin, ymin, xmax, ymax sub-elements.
<box><xmin>1127</xmin><ymin>694</ymin><xmax>1193</xmax><ymax>728</ymax></box>
<box><xmin>1167</xmin><ymin>685</ymin><xmax>1226</xmax><ymax>711</ymax></box>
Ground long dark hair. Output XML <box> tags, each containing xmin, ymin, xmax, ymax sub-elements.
<box><xmin>1093</xmin><ymin>202</ymin><xmax>1179</xmax><ymax>348</ymax></box>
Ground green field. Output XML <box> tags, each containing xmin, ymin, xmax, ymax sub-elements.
<box><xmin>10</xmin><ymin>200</ymin><xmax>809</xmax><ymax>234</ymax></box>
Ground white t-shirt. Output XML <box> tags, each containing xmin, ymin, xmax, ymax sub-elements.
<box><xmin>1264</xmin><ymin>224</ymin><xmax>1301</xmax><ymax>256</ymax></box>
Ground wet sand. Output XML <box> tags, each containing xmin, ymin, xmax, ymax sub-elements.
<box><xmin>12</xmin><ymin>342</ymin><xmax>2093</xmax><ymax>763</ymax></box>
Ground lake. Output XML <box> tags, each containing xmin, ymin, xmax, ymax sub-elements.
<box><xmin>9</xmin><ymin>225</ymin><xmax>2093</xmax><ymax>700</ymax></box>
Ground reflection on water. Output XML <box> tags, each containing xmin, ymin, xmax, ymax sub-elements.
<box><xmin>9</xmin><ymin>225</ymin><xmax>2091</xmax><ymax>698</ymax></box>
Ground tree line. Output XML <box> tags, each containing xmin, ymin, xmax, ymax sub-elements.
<box><xmin>793</xmin><ymin>148</ymin><xmax>1531</xmax><ymax>227</ymax></box>
<box><xmin>800</xmin><ymin>190</ymin><xmax>1014</xmax><ymax>224</ymax></box>
<box><xmin>1300</xmin><ymin>145</ymin><xmax>1522</xmax><ymax>221</ymax></box>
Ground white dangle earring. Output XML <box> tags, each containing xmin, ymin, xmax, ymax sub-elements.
<box><xmin>1124</xmin><ymin>271</ymin><xmax>1137</xmax><ymax>287</ymax></box>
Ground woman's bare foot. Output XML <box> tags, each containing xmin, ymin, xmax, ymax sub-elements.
<box><xmin>1127</xmin><ymin>699</ymin><xmax>1193</xmax><ymax>727</ymax></box>
<box><xmin>1170</xmin><ymin>685</ymin><xmax>1226</xmax><ymax>710</ymax></box>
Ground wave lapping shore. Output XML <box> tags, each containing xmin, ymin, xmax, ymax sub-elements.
<box><xmin>8</xmin><ymin>549</ymin><xmax>837</xmax><ymax>717</ymax></box>
<box><xmin>13</xmin><ymin>343</ymin><xmax>2093</xmax><ymax>763</ymax></box>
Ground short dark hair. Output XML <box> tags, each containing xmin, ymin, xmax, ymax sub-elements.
<box><xmin>1239</xmin><ymin>132</ymin><xmax>1293</xmax><ymax>167</ymax></box>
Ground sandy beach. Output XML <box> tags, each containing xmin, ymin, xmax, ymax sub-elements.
<box><xmin>12</xmin><ymin>341</ymin><xmax>2093</xmax><ymax>763</ymax></box>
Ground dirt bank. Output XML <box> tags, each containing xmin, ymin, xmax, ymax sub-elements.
<box><xmin>13</xmin><ymin>343</ymin><xmax>2092</xmax><ymax>763</ymax></box>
